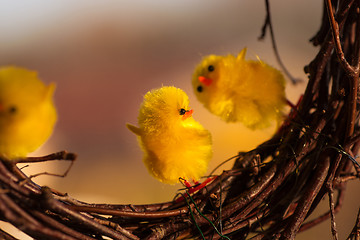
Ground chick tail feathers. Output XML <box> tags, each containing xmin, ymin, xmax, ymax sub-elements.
<box><xmin>45</xmin><ymin>83</ymin><xmax>56</xmax><ymax>100</ymax></box>
<box><xmin>126</xmin><ymin>123</ymin><xmax>142</xmax><ymax>136</ymax></box>
<box><xmin>236</xmin><ymin>47</ymin><xmax>247</xmax><ymax>61</ymax></box>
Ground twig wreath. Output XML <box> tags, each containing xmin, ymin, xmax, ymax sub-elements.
<box><xmin>0</xmin><ymin>0</ymin><xmax>359</xmax><ymax>239</ymax></box>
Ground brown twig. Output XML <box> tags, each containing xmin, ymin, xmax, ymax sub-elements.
<box><xmin>328</xmin><ymin>186</ymin><xmax>339</xmax><ymax>240</ymax></box>
<box><xmin>0</xmin><ymin>1</ymin><xmax>360</xmax><ymax>239</ymax></box>
<box><xmin>347</xmin><ymin>207</ymin><xmax>360</xmax><ymax>239</ymax></box>
<box><xmin>259</xmin><ymin>0</ymin><xmax>301</xmax><ymax>84</ymax></box>
<box><xmin>14</xmin><ymin>151</ymin><xmax>77</xmax><ymax>164</ymax></box>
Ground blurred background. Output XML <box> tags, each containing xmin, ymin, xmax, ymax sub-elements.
<box><xmin>0</xmin><ymin>0</ymin><xmax>358</xmax><ymax>239</ymax></box>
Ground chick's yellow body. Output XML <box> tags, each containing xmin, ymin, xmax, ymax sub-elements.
<box><xmin>0</xmin><ymin>66</ymin><xmax>57</xmax><ymax>159</ymax></box>
<box><xmin>127</xmin><ymin>86</ymin><xmax>212</xmax><ymax>184</ymax></box>
<box><xmin>192</xmin><ymin>48</ymin><xmax>286</xmax><ymax>130</ymax></box>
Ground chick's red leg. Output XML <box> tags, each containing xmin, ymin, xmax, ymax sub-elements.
<box><xmin>187</xmin><ymin>177</ymin><xmax>216</xmax><ymax>194</ymax></box>
<box><xmin>286</xmin><ymin>94</ymin><xmax>303</xmax><ymax>119</ymax></box>
<box><xmin>286</xmin><ymin>99</ymin><xmax>296</xmax><ymax>109</ymax></box>
<box><xmin>175</xmin><ymin>177</ymin><xmax>217</xmax><ymax>203</ymax></box>
<box><xmin>286</xmin><ymin>94</ymin><xmax>303</xmax><ymax>109</ymax></box>
<box><xmin>183</xmin><ymin>180</ymin><xmax>192</xmax><ymax>188</ymax></box>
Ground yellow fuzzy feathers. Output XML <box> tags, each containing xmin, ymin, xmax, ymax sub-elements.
<box><xmin>127</xmin><ymin>86</ymin><xmax>212</xmax><ymax>184</ymax></box>
<box><xmin>0</xmin><ymin>66</ymin><xmax>57</xmax><ymax>159</ymax></box>
<box><xmin>192</xmin><ymin>48</ymin><xmax>286</xmax><ymax>130</ymax></box>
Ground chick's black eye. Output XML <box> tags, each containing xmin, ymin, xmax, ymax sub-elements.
<box><xmin>179</xmin><ymin>108</ymin><xmax>186</xmax><ymax>115</ymax></box>
<box><xmin>9</xmin><ymin>106</ymin><xmax>17</xmax><ymax>114</ymax></box>
<box><xmin>208</xmin><ymin>65</ymin><xmax>214</xmax><ymax>72</ymax></box>
<box><xmin>197</xmin><ymin>86</ymin><xmax>203</xmax><ymax>92</ymax></box>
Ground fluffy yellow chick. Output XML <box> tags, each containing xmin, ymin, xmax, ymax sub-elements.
<box><xmin>127</xmin><ymin>86</ymin><xmax>212</xmax><ymax>184</ymax></box>
<box><xmin>192</xmin><ymin>48</ymin><xmax>286</xmax><ymax>130</ymax></box>
<box><xmin>0</xmin><ymin>66</ymin><xmax>57</xmax><ymax>159</ymax></box>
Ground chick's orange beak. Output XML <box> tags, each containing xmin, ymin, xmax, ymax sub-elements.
<box><xmin>198</xmin><ymin>76</ymin><xmax>213</xmax><ymax>86</ymax></box>
<box><xmin>182</xmin><ymin>109</ymin><xmax>194</xmax><ymax>120</ymax></box>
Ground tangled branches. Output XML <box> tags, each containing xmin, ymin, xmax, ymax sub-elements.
<box><xmin>1</xmin><ymin>0</ymin><xmax>360</xmax><ymax>239</ymax></box>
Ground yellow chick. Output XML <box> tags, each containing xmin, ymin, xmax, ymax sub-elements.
<box><xmin>0</xmin><ymin>66</ymin><xmax>57</xmax><ymax>159</ymax></box>
<box><xmin>192</xmin><ymin>48</ymin><xmax>286</xmax><ymax>130</ymax></box>
<box><xmin>127</xmin><ymin>86</ymin><xmax>212</xmax><ymax>184</ymax></box>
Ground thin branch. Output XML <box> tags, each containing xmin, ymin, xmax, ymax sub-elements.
<box><xmin>41</xmin><ymin>187</ymin><xmax>134</xmax><ymax>240</ymax></box>
<box><xmin>299</xmin><ymin>187</ymin><xmax>345</xmax><ymax>232</ymax></box>
<box><xmin>281</xmin><ymin>155</ymin><xmax>330</xmax><ymax>239</ymax></box>
<box><xmin>0</xmin><ymin>1</ymin><xmax>359</xmax><ymax>239</ymax></box>
<box><xmin>326</xmin><ymin>0</ymin><xmax>355</xmax><ymax>76</ymax></box>
<box><xmin>328</xmin><ymin>185</ymin><xmax>339</xmax><ymax>240</ymax></box>
<box><xmin>259</xmin><ymin>0</ymin><xmax>301</xmax><ymax>84</ymax></box>
<box><xmin>69</xmin><ymin>205</ymin><xmax>188</xmax><ymax>219</ymax></box>
<box><xmin>0</xmin><ymin>229</ymin><xmax>18</xmax><ymax>240</ymax></box>
<box><xmin>347</xmin><ymin>207</ymin><xmax>360</xmax><ymax>239</ymax></box>
<box><xmin>14</xmin><ymin>151</ymin><xmax>77</xmax><ymax>164</ymax></box>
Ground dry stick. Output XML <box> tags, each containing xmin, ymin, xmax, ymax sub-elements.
<box><xmin>299</xmin><ymin>184</ymin><xmax>346</xmax><ymax>232</ymax></box>
<box><xmin>16</xmin><ymin>161</ymin><xmax>75</xmax><ymax>191</ymax></box>
<box><xmin>216</xmin><ymin>110</ymin><xmax>326</xmax><ymax>237</ymax></box>
<box><xmin>27</xmin><ymin>226</ymin><xmax>77</xmax><ymax>240</ymax></box>
<box><xmin>287</xmin><ymin>2</ymin><xmax>355</xmax><ymax>237</ymax></box>
<box><xmin>0</xmin><ymin>229</ymin><xmax>18</xmax><ymax>240</ymax></box>
<box><xmin>302</xmin><ymin>34</ymin><xmax>334</xmax><ymax>113</ymax></box>
<box><xmin>0</xmin><ymin>161</ymin><xmax>41</xmax><ymax>197</ymax></box>
<box><xmin>41</xmin><ymin>187</ymin><xmax>138</xmax><ymax>240</ymax></box>
<box><xmin>179</xmin><ymin>153</ymin><xmax>258</xmax><ymax>213</ymax></box>
<box><xmin>196</xmin><ymin>172</ymin><xmax>236</xmax><ymax>212</ymax></box>
<box><xmin>2</xmin><ymin>151</ymin><xmax>77</xmax><ymax>195</ymax></box>
<box><xmin>0</xmin><ymin>160</ymin><xmax>18</xmax><ymax>182</ymax></box>
<box><xmin>219</xmin><ymin>163</ymin><xmax>277</xmax><ymax>221</ymax></box>
<box><xmin>0</xmin><ymin>198</ymin><xmax>75</xmax><ymax>240</ymax></box>
<box><xmin>62</xmin><ymin>174</ymin><xmax>222</xmax><ymax>213</ymax></box>
<box><xmin>64</xmin><ymin>196</ymin><xmax>176</xmax><ymax>213</ymax></box>
<box><xmin>324</xmin><ymin>10</ymin><xmax>359</xmax><ymax>237</ymax></box>
<box><xmin>353</xmin><ymin>4</ymin><xmax>360</xmax><ymax>72</ymax></box>
<box><xmin>307</xmin><ymin>159</ymin><xmax>354</xmax><ymax>232</ymax></box>
<box><xmin>14</xmin><ymin>151</ymin><xmax>77</xmax><ymax>164</ymax></box>
<box><xmin>346</xmin><ymin>18</ymin><xmax>360</xmax><ymax>142</ymax></box>
<box><xmin>302</xmin><ymin>0</ymin><xmax>354</xmax><ymax>114</ymax></box>
<box><xmin>30</xmin><ymin>210</ymin><xmax>96</xmax><ymax>240</ymax></box>
<box><xmin>0</xmin><ymin>194</ymin><xmax>39</xmax><ymax>226</ymax></box>
<box><xmin>348</xmin><ymin>134</ymin><xmax>360</xmax><ymax>149</ymax></box>
<box><xmin>310</xmin><ymin>0</ymin><xmax>331</xmax><ymax>46</ymax></box>
<box><xmin>161</xmin><ymin>173</ymin><xmax>239</xmax><ymax>238</ymax></box>
<box><xmin>326</xmin><ymin>0</ymin><xmax>359</xmax><ymax>142</ymax></box>
<box><xmin>5</xmin><ymin>164</ymin><xmax>41</xmax><ymax>194</ymax></box>
<box><xmin>223</xmin><ymin>164</ymin><xmax>277</xmax><ymax>220</ymax></box>
<box><xmin>280</xmin><ymin>154</ymin><xmax>330</xmax><ymax>240</ymax></box>
<box><xmin>191</xmin><ymin>172</ymin><xmax>269</xmax><ymax>238</ymax></box>
<box><xmin>259</xmin><ymin>0</ymin><xmax>300</xmax><ymax>84</ymax></box>
<box><xmin>326</xmin><ymin>0</ymin><xmax>357</xmax><ymax>77</ymax></box>
<box><xmin>347</xmin><ymin>207</ymin><xmax>360</xmax><ymax>239</ymax></box>
<box><xmin>217</xmin><ymin>209</ymin><xmax>267</xmax><ymax>239</ymax></box>
<box><xmin>92</xmin><ymin>218</ymin><xmax>139</xmax><ymax>239</ymax></box>
<box><xmin>144</xmin><ymin>221</ymin><xmax>190</xmax><ymax>240</ymax></box>
<box><xmin>0</xmin><ymin>167</ymin><xmax>33</xmax><ymax>197</ymax></box>
<box><xmin>328</xmin><ymin>187</ymin><xmax>339</xmax><ymax>240</ymax></box>
<box><xmin>213</xmin><ymin>144</ymin><xmax>297</xmax><ymax>236</ymax></box>
<box><xmin>144</xmin><ymin>192</ymin><xmax>216</xmax><ymax>239</ymax></box>
<box><xmin>69</xmin><ymin>205</ymin><xmax>188</xmax><ymax>219</ymax></box>
<box><xmin>339</xmin><ymin>174</ymin><xmax>358</xmax><ymax>182</ymax></box>
<box><xmin>1</xmin><ymin>2</ymin><xmax>360</xmax><ymax>240</ymax></box>
<box><xmin>320</xmin><ymin>148</ymin><xmax>344</xmax><ymax>239</ymax></box>
<box><xmin>165</xmin><ymin>228</ymin><xmax>194</xmax><ymax>240</ymax></box>
<box><xmin>0</xmin><ymin>170</ymin><xmax>81</xmax><ymax>240</ymax></box>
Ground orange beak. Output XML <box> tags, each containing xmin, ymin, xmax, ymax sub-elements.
<box><xmin>198</xmin><ymin>76</ymin><xmax>213</xmax><ymax>86</ymax></box>
<box><xmin>182</xmin><ymin>109</ymin><xmax>193</xmax><ymax>120</ymax></box>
